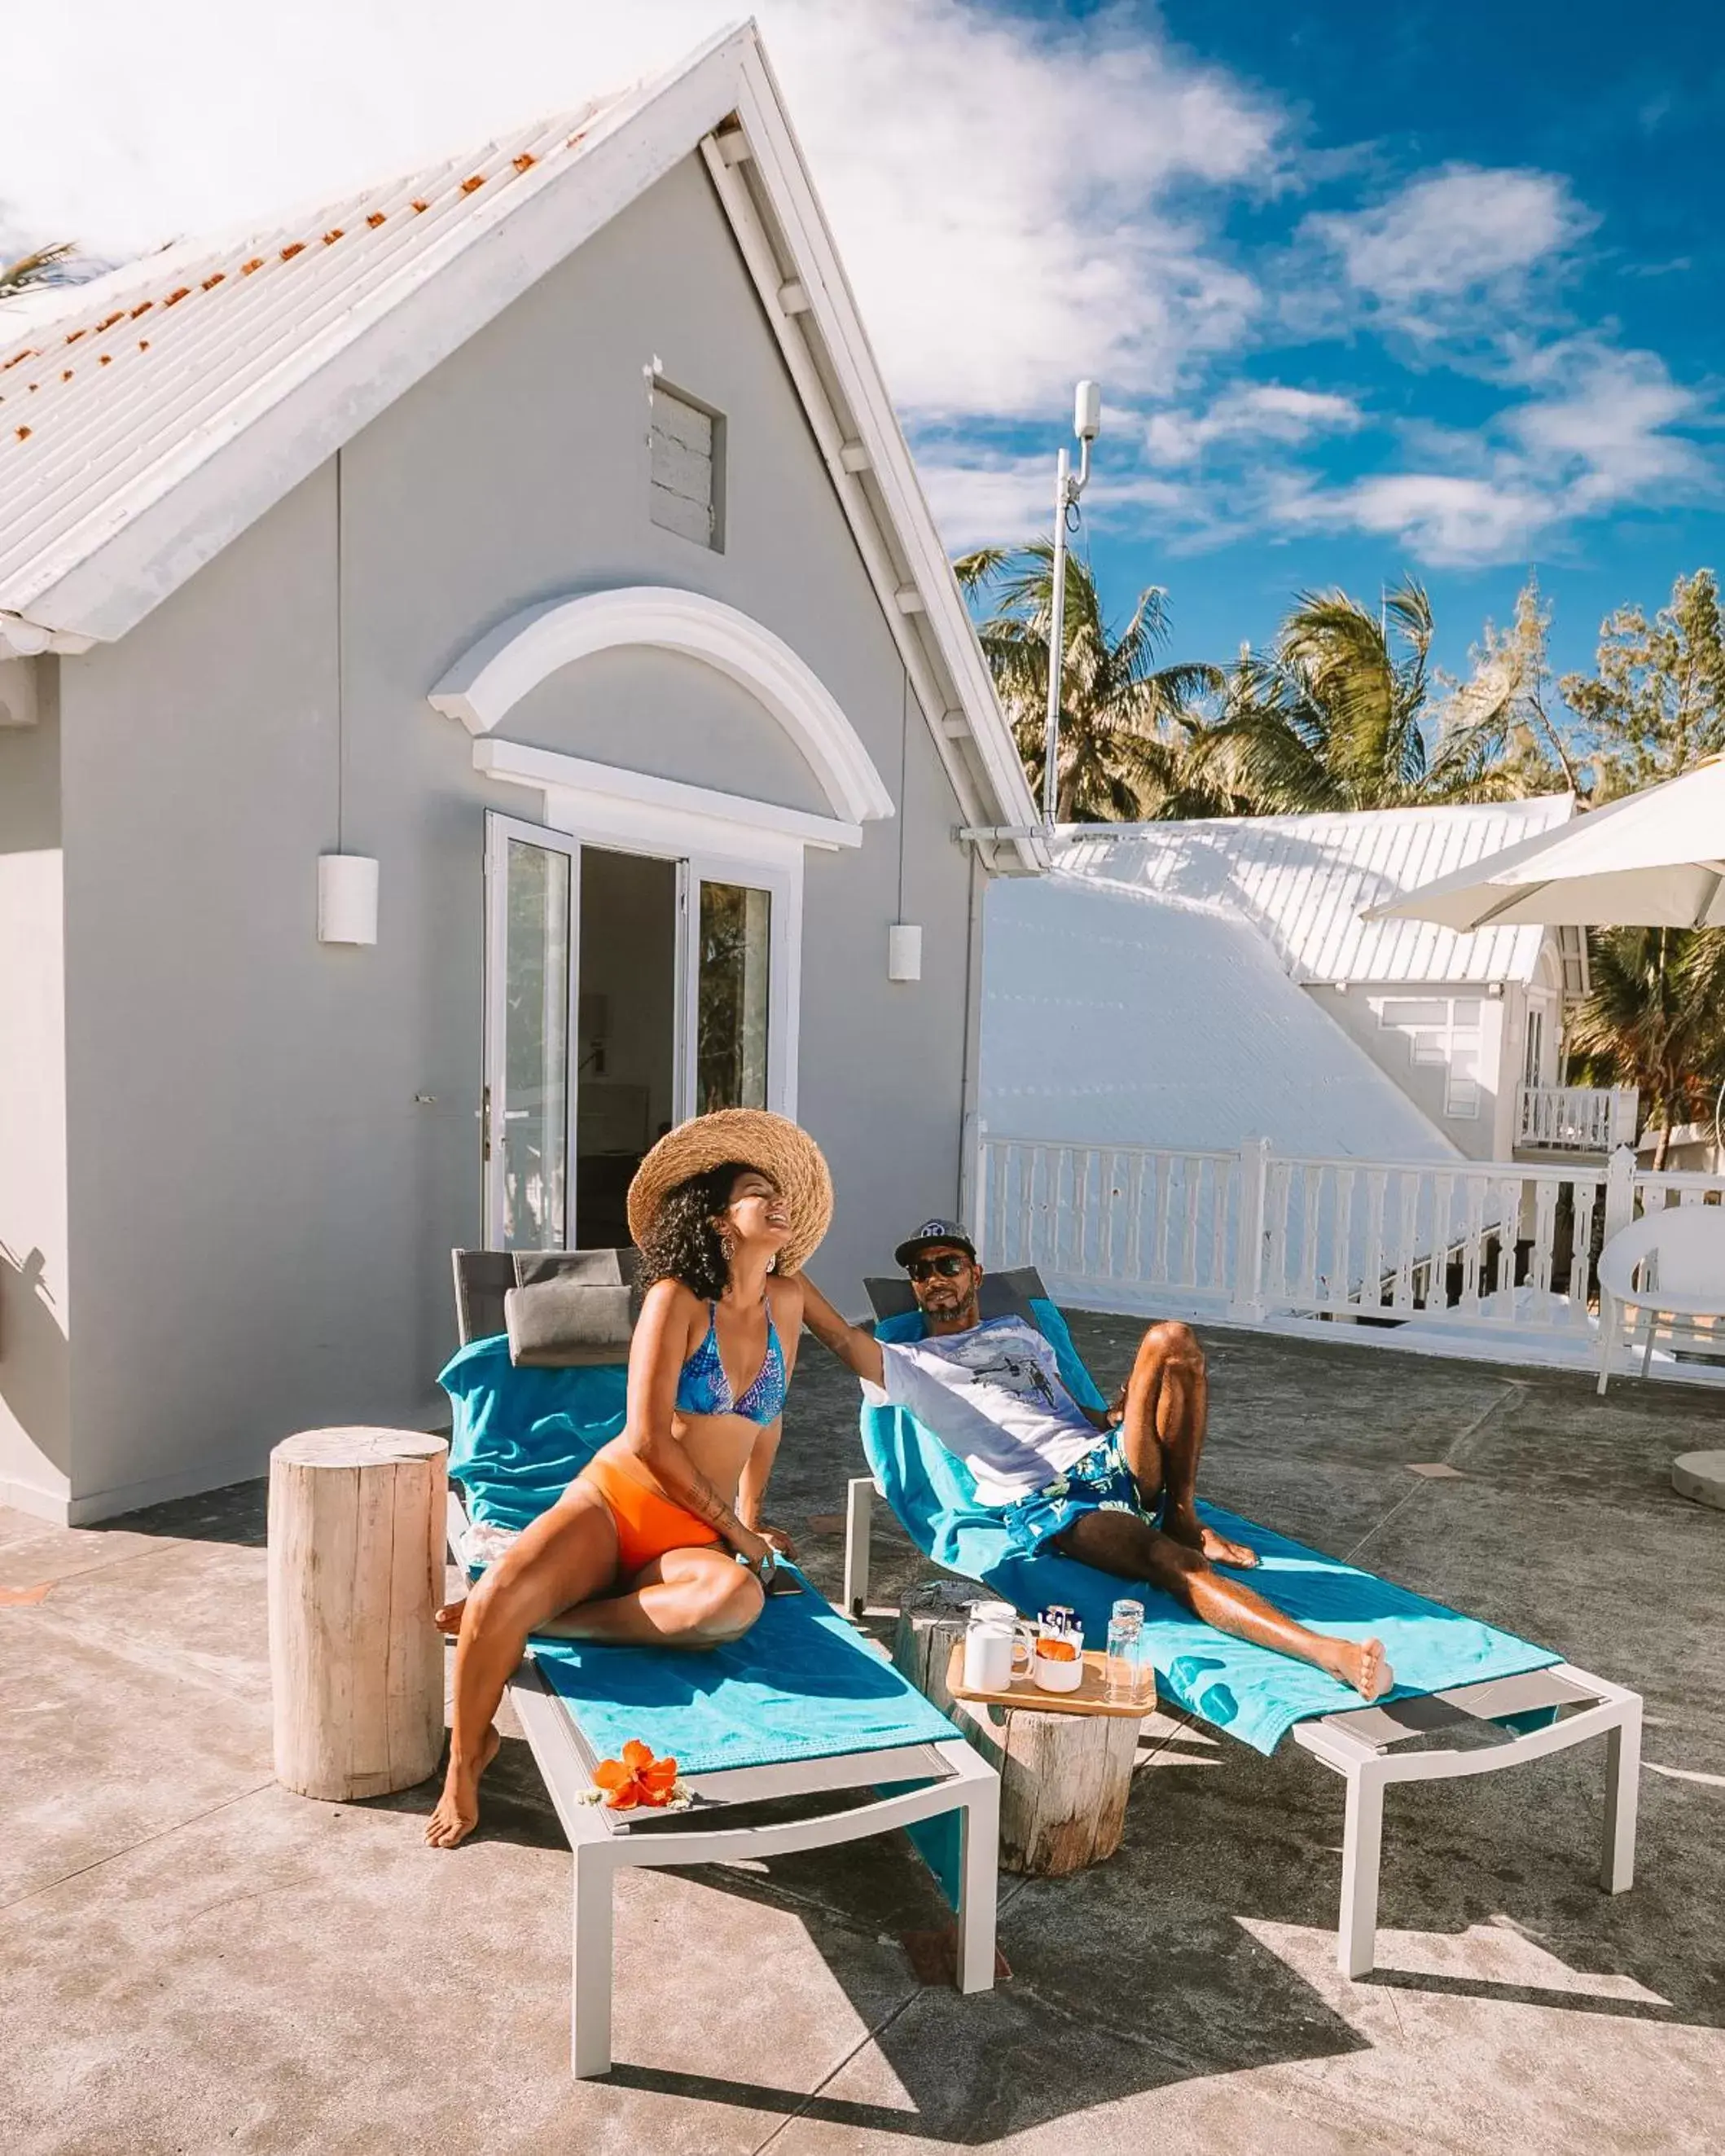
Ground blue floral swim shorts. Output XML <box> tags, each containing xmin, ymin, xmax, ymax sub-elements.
<box><xmin>997</xmin><ymin>1429</ymin><xmax>1162</xmax><ymax>1557</ymax></box>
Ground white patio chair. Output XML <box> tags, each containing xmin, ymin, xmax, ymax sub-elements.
<box><xmin>1596</xmin><ymin>1204</ymin><xmax>1725</xmax><ymax>1394</ymax></box>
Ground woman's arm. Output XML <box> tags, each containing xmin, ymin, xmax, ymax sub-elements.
<box><xmin>735</xmin><ymin>1418</ymin><xmax>783</xmax><ymax>1535</ymax></box>
<box><xmin>621</xmin><ymin>1280</ymin><xmax>770</xmax><ymax>1565</ymax></box>
<box><xmin>799</xmin><ymin>1276</ymin><xmax>885</xmax><ymax>1388</ymax></box>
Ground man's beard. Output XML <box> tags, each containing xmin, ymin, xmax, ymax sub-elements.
<box><xmin>921</xmin><ymin>1287</ymin><xmax>980</xmax><ymax>1327</ymax></box>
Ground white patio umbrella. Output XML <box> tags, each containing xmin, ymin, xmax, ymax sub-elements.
<box><xmin>1365</xmin><ymin>756</ymin><xmax>1725</xmax><ymax>930</ymax></box>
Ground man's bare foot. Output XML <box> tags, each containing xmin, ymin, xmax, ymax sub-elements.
<box><xmin>1328</xmin><ymin>1636</ymin><xmax>1393</xmax><ymax>1702</ymax></box>
<box><xmin>434</xmin><ymin>1599</ymin><xmax>466</xmax><ymax>1637</ymax></box>
<box><xmin>424</xmin><ymin>1723</ymin><xmax>500</xmax><ymax>1848</ymax></box>
<box><xmin>1164</xmin><ymin>1506</ymin><xmax>1258</xmax><ymax>1570</ymax></box>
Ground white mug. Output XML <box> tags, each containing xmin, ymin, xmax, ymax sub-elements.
<box><xmin>963</xmin><ymin>1605</ymin><xmax>1034</xmax><ymax>1693</ymax></box>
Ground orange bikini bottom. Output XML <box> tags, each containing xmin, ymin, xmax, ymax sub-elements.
<box><xmin>579</xmin><ymin>1443</ymin><xmax>724</xmax><ymax>1577</ymax></box>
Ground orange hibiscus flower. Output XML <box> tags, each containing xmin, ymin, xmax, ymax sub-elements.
<box><xmin>592</xmin><ymin>1739</ymin><xmax>680</xmax><ymax>1810</ymax></box>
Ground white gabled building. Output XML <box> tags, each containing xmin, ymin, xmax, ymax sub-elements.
<box><xmin>985</xmin><ymin>799</ymin><xmax>1622</xmax><ymax>1166</ymax></box>
<box><xmin>0</xmin><ymin>24</ymin><xmax>1045</xmax><ymax>1524</ymax></box>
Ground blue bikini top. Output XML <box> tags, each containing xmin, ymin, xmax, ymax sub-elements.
<box><xmin>676</xmin><ymin>1301</ymin><xmax>787</xmax><ymax>1425</ymax></box>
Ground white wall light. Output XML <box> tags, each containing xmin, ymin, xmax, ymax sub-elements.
<box><xmin>887</xmin><ymin>923</ymin><xmax>923</xmax><ymax>981</ymax></box>
<box><xmin>318</xmin><ymin>854</ymin><xmax>379</xmax><ymax>946</ymax></box>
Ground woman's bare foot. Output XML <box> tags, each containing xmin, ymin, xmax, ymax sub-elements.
<box><xmin>424</xmin><ymin>1723</ymin><xmax>501</xmax><ymax>1848</ymax></box>
<box><xmin>434</xmin><ymin>1599</ymin><xmax>466</xmax><ymax>1637</ymax></box>
<box><xmin>1327</xmin><ymin>1636</ymin><xmax>1393</xmax><ymax>1702</ymax></box>
<box><xmin>1164</xmin><ymin>1506</ymin><xmax>1258</xmax><ymax>1570</ymax></box>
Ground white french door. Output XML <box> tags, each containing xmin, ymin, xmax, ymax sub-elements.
<box><xmin>482</xmin><ymin>814</ymin><xmax>581</xmax><ymax>1252</ymax></box>
<box><xmin>482</xmin><ymin>812</ymin><xmax>797</xmax><ymax>1250</ymax></box>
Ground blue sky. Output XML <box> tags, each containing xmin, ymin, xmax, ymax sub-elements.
<box><xmin>914</xmin><ymin>0</ymin><xmax>1707</xmax><ymax>690</ymax></box>
<box><xmin>950</xmin><ymin>0</ymin><xmax>1723</xmax><ymax>694</ymax></box>
<box><xmin>6</xmin><ymin>1</ymin><xmax>1718</xmax><ymax>697</ymax></box>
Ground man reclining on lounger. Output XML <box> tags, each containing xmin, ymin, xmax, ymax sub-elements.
<box><xmin>801</xmin><ymin>1219</ymin><xmax>1392</xmax><ymax>1702</ymax></box>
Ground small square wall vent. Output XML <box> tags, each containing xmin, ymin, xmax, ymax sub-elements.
<box><xmin>650</xmin><ymin>379</ymin><xmax>724</xmax><ymax>550</ymax></box>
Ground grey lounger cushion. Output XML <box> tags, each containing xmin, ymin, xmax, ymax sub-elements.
<box><xmin>504</xmin><ymin>1278</ymin><xmax>636</xmax><ymax>1367</ymax></box>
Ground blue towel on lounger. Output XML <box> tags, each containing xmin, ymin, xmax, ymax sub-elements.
<box><xmin>441</xmin><ymin>1335</ymin><xmax>627</xmax><ymax>1532</ymax></box>
<box><xmin>862</xmin><ymin>1302</ymin><xmax>1560</xmax><ymax>1754</ymax></box>
<box><xmin>533</xmin><ymin>1585</ymin><xmax>959</xmax><ymax>1775</ymax></box>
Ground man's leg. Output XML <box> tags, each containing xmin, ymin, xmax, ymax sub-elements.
<box><xmin>1055</xmin><ymin>1507</ymin><xmax>1392</xmax><ymax>1701</ymax></box>
<box><xmin>1115</xmin><ymin>1320</ymin><xmax>1256</xmax><ymax>1568</ymax></box>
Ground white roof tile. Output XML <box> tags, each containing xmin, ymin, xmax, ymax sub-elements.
<box><xmin>1055</xmin><ymin>797</ymin><xmax>1574</xmax><ymax>985</ymax></box>
<box><xmin>0</xmin><ymin>99</ymin><xmax>621</xmax><ymax>617</ymax></box>
<box><xmin>981</xmin><ymin>873</ymin><xmax>1457</xmax><ymax>1161</ymax></box>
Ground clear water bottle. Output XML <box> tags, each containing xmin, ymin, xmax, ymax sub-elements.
<box><xmin>1106</xmin><ymin>1597</ymin><xmax>1147</xmax><ymax>1704</ymax></box>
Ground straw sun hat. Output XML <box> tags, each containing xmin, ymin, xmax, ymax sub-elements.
<box><xmin>626</xmin><ymin>1109</ymin><xmax>833</xmax><ymax>1275</ymax></box>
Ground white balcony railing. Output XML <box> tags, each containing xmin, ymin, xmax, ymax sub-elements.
<box><xmin>976</xmin><ymin>1131</ymin><xmax>1723</xmax><ymax>1378</ymax></box>
<box><xmin>1517</xmin><ymin>1084</ymin><xmax>1638</xmax><ymax>1152</ymax></box>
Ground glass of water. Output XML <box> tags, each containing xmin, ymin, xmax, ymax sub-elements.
<box><xmin>1105</xmin><ymin>1598</ymin><xmax>1148</xmax><ymax>1705</ymax></box>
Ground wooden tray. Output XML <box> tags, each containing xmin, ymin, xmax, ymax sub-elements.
<box><xmin>945</xmin><ymin>1642</ymin><xmax>1151</xmax><ymax>1719</ymax></box>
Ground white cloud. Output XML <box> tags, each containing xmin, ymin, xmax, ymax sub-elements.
<box><xmin>1144</xmin><ymin>384</ymin><xmax>1363</xmax><ymax>466</ymax></box>
<box><xmin>1504</xmin><ymin>339</ymin><xmax>1707</xmax><ymax>507</ymax></box>
<box><xmin>2</xmin><ymin>0</ymin><xmax>1282</xmax><ymax>421</ymax></box>
<box><xmin>914</xmin><ymin>454</ymin><xmax>1059</xmax><ymax>551</ymax></box>
<box><xmin>1262</xmin><ymin>338</ymin><xmax>1712</xmax><ymax>567</ymax></box>
<box><xmin>1306</xmin><ymin>162</ymin><xmax>1595</xmax><ymax>310</ymax></box>
<box><xmin>1277</xmin><ymin>472</ymin><xmax>1554</xmax><ymax>565</ymax></box>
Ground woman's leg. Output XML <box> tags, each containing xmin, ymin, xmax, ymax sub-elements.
<box><xmin>536</xmin><ymin>1544</ymin><xmax>765</xmax><ymax>1648</ymax></box>
<box><xmin>425</xmin><ymin>1485</ymin><xmax>621</xmax><ymax>1848</ymax></box>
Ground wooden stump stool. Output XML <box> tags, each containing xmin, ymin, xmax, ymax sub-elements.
<box><xmin>268</xmin><ymin>1427</ymin><xmax>449</xmax><ymax>1800</ymax></box>
<box><xmin>893</xmin><ymin>1581</ymin><xmax>1140</xmax><ymax>1877</ymax></box>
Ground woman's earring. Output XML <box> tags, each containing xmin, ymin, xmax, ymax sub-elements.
<box><xmin>719</xmin><ymin>1234</ymin><xmax>735</xmax><ymax>1262</ymax></box>
<box><xmin>767</xmin><ymin>1254</ymin><xmax>778</xmax><ymax>1274</ymax></box>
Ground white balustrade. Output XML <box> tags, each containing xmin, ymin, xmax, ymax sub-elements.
<box><xmin>1517</xmin><ymin>1085</ymin><xmax>1639</xmax><ymax>1152</ymax></box>
<box><xmin>976</xmin><ymin>1131</ymin><xmax>1724</xmax><ymax>1380</ymax></box>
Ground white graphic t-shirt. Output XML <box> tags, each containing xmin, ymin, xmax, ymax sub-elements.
<box><xmin>867</xmin><ymin>1315</ymin><xmax>1100</xmax><ymax>1505</ymax></box>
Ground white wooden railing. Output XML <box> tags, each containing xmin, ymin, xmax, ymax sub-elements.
<box><xmin>1517</xmin><ymin>1084</ymin><xmax>1638</xmax><ymax>1152</ymax></box>
<box><xmin>977</xmin><ymin>1132</ymin><xmax>1725</xmax><ymax>1377</ymax></box>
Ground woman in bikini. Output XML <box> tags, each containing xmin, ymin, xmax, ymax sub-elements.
<box><xmin>426</xmin><ymin>1109</ymin><xmax>830</xmax><ymax>1850</ymax></box>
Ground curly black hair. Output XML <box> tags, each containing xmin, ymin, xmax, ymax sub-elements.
<box><xmin>637</xmin><ymin>1160</ymin><xmax>764</xmax><ymax>1301</ymax></box>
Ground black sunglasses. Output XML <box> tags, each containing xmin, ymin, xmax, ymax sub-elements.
<box><xmin>907</xmin><ymin>1254</ymin><xmax>968</xmax><ymax>1282</ymax></box>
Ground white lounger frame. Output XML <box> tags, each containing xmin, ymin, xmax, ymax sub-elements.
<box><xmin>447</xmin><ymin>1489</ymin><xmax>999</xmax><ymax>2076</ymax></box>
<box><xmin>844</xmin><ymin>1476</ymin><xmax>1640</xmax><ymax>1978</ymax></box>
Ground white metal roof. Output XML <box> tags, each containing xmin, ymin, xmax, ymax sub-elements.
<box><xmin>0</xmin><ymin>98</ymin><xmax>625</xmax><ymax>625</ymax></box>
<box><xmin>1056</xmin><ymin>797</ymin><xmax>1575</xmax><ymax>985</ymax></box>
<box><xmin>0</xmin><ymin>23</ymin><xmax>1042</xmax><ymax>866</ymax></box>
<box><xmin>981</xmin><ymin>872</ymin><xmax>1459</xmax><ymax>1160</ymax></box>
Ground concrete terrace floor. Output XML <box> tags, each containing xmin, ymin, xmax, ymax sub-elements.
<box><xmin>2</xmin><ymin>1318</ymin><xmax>1722</xmax><ymax>2155</ymax></box>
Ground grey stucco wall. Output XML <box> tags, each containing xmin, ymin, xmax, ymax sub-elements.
<box><xmin>0</xmin><ymin>663</ymin><xmax>72</xmax><ymax>1509</ymax></box>
<box><xmin>1308</xmin><ymin>982</ymin><xmax>1509</xmax><ymax>1162</ymax></box>
<box><xmin>50</xmin><ymin>152</ymin><xmax>977</xmax><ymax>1517</ymax></box>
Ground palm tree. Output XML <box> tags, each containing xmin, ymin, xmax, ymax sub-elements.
<box><xmin>1568</xmin><ymin>927</ymin><xmax>1725</xmax><ymax>1166</ymax></box>
<box><xmin>0</xmin><ymin>243</ymin><xmax>77</xmax><ymax>300</ymax></box>
<box><xmin>955</xmin><ymin>541</ymin><xmax>1226</xmax><ymax>822</ymax></box>
<box><xmin>1218</xmin><ymin>581</ymin><xmax>1517</xmax><ymax>811</ymax></box>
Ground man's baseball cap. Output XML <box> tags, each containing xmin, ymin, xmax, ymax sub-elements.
<box><xmin>893</xmin><ymin>1218</ymin><xmax>977</xmax><ymax>1268</ymax></box>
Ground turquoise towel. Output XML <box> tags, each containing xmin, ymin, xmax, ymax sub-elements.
<box><xmin>441</xmin><ymin>1334</ymin><xmax>625</xmax><ymax>1530</ymax></box>
<box><xmin>862</xmin><ymin>1302</ymin><xmax>1560</xmax><ymax>1754</ymax></box>
<box><xmin>533</xmin><ymin>1579</ymin><xmax>959</xmax><ymax>1775</ymax></box>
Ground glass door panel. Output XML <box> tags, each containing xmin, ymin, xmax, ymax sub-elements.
<box><xmin>485</xmin><ymin>819</ymin><xmax>575</xmax><ymax>1250</ymax></box>
<box><xmin>696</xmin><ymin>880</ymin><xmax>770</xmax><ymax>1113</ymax></box>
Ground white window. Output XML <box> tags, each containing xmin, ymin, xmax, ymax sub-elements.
<box><xmin>649</xmin><ymin>379</ymin><xmax>724</xmax><ymax>550</ymax></box>
<box><xmin>1524</xmin><ymin>1001</ymin><xmax>1548</xmax><ymax>1091</ymax></box>
<box><xmin>1375</xmin><ymin>995</ymin><xmax>1483</xmax><ymax>1119</ymax></box>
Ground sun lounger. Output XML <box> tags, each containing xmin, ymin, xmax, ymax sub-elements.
<box><xmin>442</xmin><ymin>1252</ymin><xmax>999</xmax><ymax>2078</ymax></box>
<box><xmin>842</xmin><ymin>1269</ymin><xmax>1642</xmax><ymax>1978</ymax></box>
